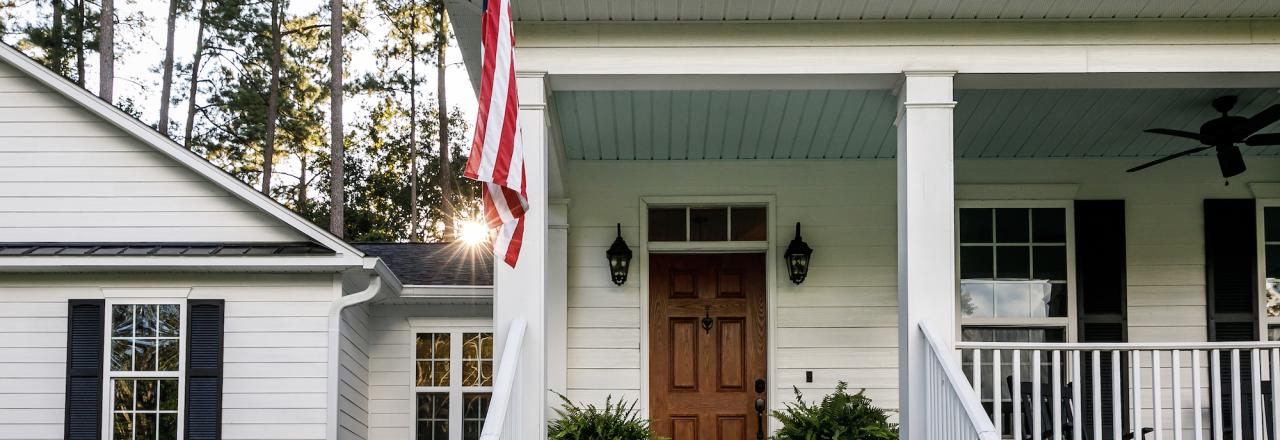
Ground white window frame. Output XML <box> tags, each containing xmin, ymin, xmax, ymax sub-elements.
<box><xmin>1259</xmin><ymin>199</ymin><xmax>1280</xmax><ymax>340</ymax></box>
<box><xmin>955</xmin><ymin>200</ymin><xmax>1078</xmax><ymax>342</ymax></box>
<box><xmin>409</xmin><ymin>320</ymin><xmax>495</xmax><ymax>440</ymax></box>
<box><xmin>101</xmin><ymin>298</ymin><xmax>186</xmax><ymax>440</ymax></box>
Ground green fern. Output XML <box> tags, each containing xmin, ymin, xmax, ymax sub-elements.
<box><xmin>547</xmin><ymin>392</ymin><xmax>666</xmax><ymax>440</ymax></box>
<box><xmin>771</xmin><ymin>381</ymin><xmax>899</xmax><ymax>440</ymax></box>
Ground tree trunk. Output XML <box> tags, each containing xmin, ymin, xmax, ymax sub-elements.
<box><xmin>157</xmin><ymin>0</ymin><xmax>180</xmax><ymax>136</ymax></box>
<box><xmin>408</xmin><ymin>0</ymin><xmax>420</xmax><ymax>242</ymax></box>
<box><xmin>182</xmin><ymin>0</ymin><xmax>208</xmax><ymax>148</ymax></box>
<box><xmin>262</xmin><ymin>0</ymin><xmax>282</xmax><ymax>195</ymax></box>
<box><xmin>97</xmin><ymin>0</ymin><xmax>113</xmax><ymax>101</ymax></box>
<box><xmin>74</xmin><ymin>0</ymin><xmax>85</xmax><ymax>86</ymax></box>
<box><xmin>435</xmin><ymin>5</ymin><xmax>455</xmax><ymax>239</ymax></box>
<box><xmin>298</xmin><ymin>155</ymin><xmax>309</xmax><ymax>212</ymax></box>
<box><xmin>51</xmin><ymin>0</ymin><xmax>65</xmax><ymax>74</ymax></box>
<box><xmin>327</xmin><ymin>0</ymin><xmax>344</xmax><ymax>238</ymax></box>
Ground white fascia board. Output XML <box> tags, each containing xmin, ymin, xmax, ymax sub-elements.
<box><xmin>400</xmin><ymin>285</ymin><xmax>494</xmax><ymax>298</ymax></box>
<box><xmin>0</xmin><ymin>45</ymin><xmax>365</xmax><ymax>263</ymax></box>
<box><xmin>0</xmin><ymin>255</ymin><xmax>363</xmax><ymax>271</ymax></box>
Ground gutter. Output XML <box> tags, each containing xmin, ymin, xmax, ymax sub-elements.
<box><xmin>326</xmin><ymin>257</ymin><xmax>399</xmax><ymax>440</ymax></box>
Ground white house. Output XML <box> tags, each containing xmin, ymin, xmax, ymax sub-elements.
<box><xmin>3</xmin><ymin>1</ymin><xmax>1280</xmax><ymax>439</ymax></box>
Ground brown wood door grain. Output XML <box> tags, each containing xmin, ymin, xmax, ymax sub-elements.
<box><xmin>650</xmin><ymin>254</ymin><xmax>767</xmax><ymax>440</ymax></box>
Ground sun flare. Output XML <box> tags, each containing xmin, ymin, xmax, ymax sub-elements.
<box><xmin>459</xmin><ymin>221</ymin><xmax>490</xmax><ymax>246</ymax></box>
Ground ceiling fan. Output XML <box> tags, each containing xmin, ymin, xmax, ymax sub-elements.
<box><xmin>1127</xmin><ymin>95</ymin><xmax>1280</xmax><ymax>179</ymax></box>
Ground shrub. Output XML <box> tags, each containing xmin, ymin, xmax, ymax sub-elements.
<box><xmin>547</xmin><ymin>392</ymin><xmax>664</xmax><ymax>440</ymax></box>
<box><xmin>772</xmin><ymin>381</ymin><xmax>899</xmax><ymax>440</ymax></box>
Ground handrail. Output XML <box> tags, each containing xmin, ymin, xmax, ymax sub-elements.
<box><xmin>956</xmin><ymin>340</ymin><xmax>1280</xmax><ymax>350</ymax></box>
<box><xmin>920</xmin><ymin>322</ymin><xmax>1000</xmax><ymax>440</ymax></box>
<box><xmin>479</xmin><ymin>318</ymin><xmax>528</xmax><ymax>440</ymax></box>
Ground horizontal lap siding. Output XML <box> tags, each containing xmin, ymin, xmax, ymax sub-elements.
<box><xmin>566</xmin><ymin>160</ymin><xmax>900</xmax><ymax>412</ymax></box>
<box><xmin>339</xmin><ymin>304</ymin><xmax>371</xmax><ymax>440</ymax></box>
<box><xmin>0</xmin><ymin>59</ymin><xmax>304</xmax><ymax>243</ymax></box>
<box><xmin>0</xmin><ymin>273</ymin><xmax>338</xmax><ymax>440</ymax></box>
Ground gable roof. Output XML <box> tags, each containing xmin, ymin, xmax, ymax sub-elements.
<box><xmin>355</xmin><ymin>243</ymin><xmax>493</xmax><ymax>286</ymax></box>
<box><xmin>0</xmin><ymin>44</ymin><xmax>365</xmax><ymax>263</ymax></box>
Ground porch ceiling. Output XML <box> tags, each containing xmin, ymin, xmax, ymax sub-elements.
<box><xmin>552</xmin><ymin>88</ymin><xmax>1280</xmax><ymax>160</ymax></box>
<box><xmin>460</xmin><ymin>0</ymin><xmax>1280</xmax><ymax>21</ymax></box>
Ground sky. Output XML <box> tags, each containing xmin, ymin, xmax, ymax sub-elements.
<box><xmin>5</xmin><ymin>0</ymin><xmax>480</xmax><ymax>139</ymax></box>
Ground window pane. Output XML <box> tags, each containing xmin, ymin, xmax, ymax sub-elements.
<box><xmin>112</xmin><ymin>305</ymin><xmax>133</xmax><ymax>337</ymax></box>
<box><xmin>136</xmin><ymin>305</ymin><xmax>157</xmax><ymax>337</ymax></box>
<box><xmin>158</xmin><ymin>339</ymin><xmax>179</xmax><ymax>371</ymax></box>
<box><xmin>995</xmin><ymin>246</ymin><xmax>1031</xmax><ymax>279</ymax></box>
<box><xmin>689</xmin><ymin>207</ymin><xmax>728</xmax><ymax>241</ymax></box>
<box><xmin>1268</xmin><ymin>279</ymin><xmax>1280</xmax><ymax>318</ymax></box>
<box><xmin>137</xmin><ymin>379</ymin><xmax>158</xmax><ymax>410</ymax></box>
<box><xmin>730</xmin><ymin>207</ymin><xmax>768</xmax><ymax>241</ymax></box>
<box><xmin>1032</xmin><ymin>246</ymin><xmax>1067</xmax><ymax>281</ymax></box>
<box><xmin>959</xmin><ymin>208</ymin><xmax>993</xmax><ymax>244</ymax></box>
<box><xmin>137</xmin><ymin>413</ymin><xmax>156</xmax><ymax>439</ymax></box>
<box><xmin>994</xmin><ymin>282</ymin><xmax>1032</xmax><ymax>318</ymax></box>
<box><xmin>433</xmin><ymin>334</ymin><xmax>450</xmax><ymax>359</ymax></box>
<box><xmin>1268</xmin><ymin>245</ymin><xmax>1279</xmax><ymax>279</ymax></box>
<box><xmin>1270</xmin><ymin>325</ymin><xmax>1280</xmax><ymax>342</ymax></box>
<box><xmin>959</xmin><ymin>282</ymin><xmax>995</xmax><ymax>318</ymax></box>
<box><xmin>960</xmin><ymin>247</ymin><xmax>994</xmax><ymax>279</ymax></box>
<box><xmin>113</xmin><ymin>413</ymin><xmax>133</xmax><ymax>440</ymax></box>
<box><xmin>479</xmin><ymin>333</ymin><xmax>493</xmax><ymax>359</ymax></box>
<box><xmin>158</xmin><ymin>305</ymin><xmax>180</xmax><ymax>337</ymax></box>
<box><xmin>1044</xmin><ymin>283</ymin><xmax>1068</xmax><ymax>318</ymax></box>
<box><xmin>416</xmin><ymin>334</ymin><xmax>432</xmax><ymax>359</ymax></box>
<box><xmin>433</xmin><ymin>361</ymin><xmax>450</xmax><ymax>386</ymax></box>
<box><xmin>112</xmin><ymin>339</ymin><xmax>133</xmax><ymax>371</ymax></box>
<box><xmin>415</xmin><ymin>361</ymin><xmax>432</xmax><ymax>387</ymax></box>
<box><xmin>464</xmin><ymin>393</ymin><xmax>492</xmax><ymax>440</ymax></box>
<box><xmin>463</xmin><ymin>333</ymin><xmax>481</xmax><ymax>359</ymax></box>
<box><xmin>1031</xmin><ymin>208</ymin><xmax>1066</xmax><ymax>243</ymax></box>
<box><xmin>1266</xmin><ymin>207</ymin><xmax>1279</xmax><ymax>242</ymax></box>
<box><xmin>159</xmin><ymin>379</ymin><xmax>179</xmax><ymax>411</ymax></box>
<box><xmin>417</xmin><ymin>393</ymin><xmax>449</xmax><ymax>440</ymax></box>
<box><xmin>114</xmin><ymin>379</ymin><xmax>134</xmax><ymax>411</ymax></box>
<box><xmin>134</xmin><ymin>339</ymin><xmax>157</xmax><ymax>371</ymax></box>
<box><xmin>159</xmin><ymin>414</ymin><xmax>178</xmax><ymax>440</ymax></box>
<box><xmin>995</xmin><ymin>208</ymin><xmax>1030</xmax><ymax>243</ymax></box>
<box><xmin>648</xmin><ymin>207</ymin><xmax>686</xmax><ymax>241</ymax></box>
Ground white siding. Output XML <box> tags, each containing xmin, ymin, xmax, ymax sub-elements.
<box><xmin>564</xmin><ymin>156</ymin><xmax>1280</xmax><ymax>414</ymax></box>
<box><xmin>339</xmin><ymin>304</ymin><xmax>371</xmax><ymax>440</ymax></box>
<box><xmin>366</xmin><ymin>304</ymin><xmax>492</xmax><ymax>440</ymax></box>
<box><xmin>0</xmin><ymin>60</ymin><xmax>305</xmax><ymax>243</ymax></box>
<box><xmin>0</xmin><ymin>273</ymin><xmax>338</xmax><ymax>440</ymax></box>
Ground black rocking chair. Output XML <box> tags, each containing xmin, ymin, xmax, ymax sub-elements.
<box><xmin>1006</xmin><ymin>376</ymin><xmax>1153</xmax><ymax>440</ymax></box>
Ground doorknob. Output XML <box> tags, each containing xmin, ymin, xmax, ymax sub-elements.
<box><xmin>754</xmin><ymin>398</ymin><xmax>766</xmax><ymax>440</ymax></box>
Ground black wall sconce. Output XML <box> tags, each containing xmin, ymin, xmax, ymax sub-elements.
<box><xmin>785</xmin><ymin>222</ymin><xmax>813</xmax><ymax>285</ymax></box>
<box><xmin>605</xmin><ymin>223</ymin><xmax>633</xmax><ymax>286</ymax></box>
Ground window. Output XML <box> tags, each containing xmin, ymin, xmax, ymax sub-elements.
<box><xmin>414</xmin><ymin>330</ymin><xmax>494</xmax><ymax>440</ymax></box>
<box><xmin>107</xmin><ymin>303</ymin><xmax>183</xmax><ymax>440</ymax></box>
<box><xmin>1264</xmin><ymin>207</ymin><xmax>1280</xmax><ymax>340</ymax></box>
<box><xmin>958</xmin><ymin>206</ymin><xmax>1072</xmax><ymax>336</ymax></box>
<box><xmin>647</xmin><ymin>205</ymin><xmax>768</xmax><ymax>242</ymax></box>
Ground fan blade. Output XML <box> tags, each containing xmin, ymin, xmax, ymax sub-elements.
<box><xmin>1245</xmin><ymin>133</ymin><xmax>1280</xmax><ymax>146</ymax></box>
<box><xmin>1241</xmin><ymin>104</ymin><xmax>1280</xmax><ymax>136</ymax></box>
<box><xmin>1144</xmin><ymin>128</ymin><xmax>1205</xmax><ymax>142</ymax></box>
<box><xmin>1125</xmin><ymin>146</ymin><xmax>1213</xmax><ymax>173</ymax></box>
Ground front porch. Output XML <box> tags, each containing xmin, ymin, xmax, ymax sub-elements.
<box><xmin>460</xmin><ymin>53</ymin><xmax>1280</xmax><ymax>440</ymax></box>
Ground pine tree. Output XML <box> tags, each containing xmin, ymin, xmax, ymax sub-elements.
<box><xmin>98</xmin><ymin>0</ymin><xmax>114</xmax><ymax>100</ymax></box>
<box><xmin>328</xmin><ymin>0</ymin><xmax>345</xmax><ymax>238</ymax></box>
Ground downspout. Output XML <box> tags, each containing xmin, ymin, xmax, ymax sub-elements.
<box><xmin>327</xmin><ymin>258</ymin><xmax>395</xmax><ymax>440</ymax></box>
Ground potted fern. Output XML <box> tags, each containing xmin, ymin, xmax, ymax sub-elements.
<box><xmin>547</xmin><ymin>392</ymin><xmax>665</xmax><ymax>440</ymax></box>
<box><xmin>772</xmin><ymin>381</ymin><xmax>899</xmax><ymax>440</ymax></box>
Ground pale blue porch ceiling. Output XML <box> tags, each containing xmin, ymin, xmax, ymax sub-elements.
<box><xmin>552</xmin><ymin>88</ymin><xmax>1280</xmax><ymax>160</ymax></box>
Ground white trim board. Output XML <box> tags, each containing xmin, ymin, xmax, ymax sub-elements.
<box><xmin>0</xmin><ymin>44</ymin><xmax>364</xmax><ymax>265</ymax></box>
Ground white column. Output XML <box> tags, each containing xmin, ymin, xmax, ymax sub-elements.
<box><xmin>546</xmin><ymin>199</ymin><xmax>569</xmax><ymax>413</ymax></box>
<box><xmin>896</xmin><ymin>71</ymin><xmax>957</xmax><ymax>440</ymax></box>
<box><xmin>493</xmin><ymin>72</ymin><xmax>551</xmax><ymax>440</ymax></box>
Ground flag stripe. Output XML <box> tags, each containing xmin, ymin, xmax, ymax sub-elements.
<box><xmin>464</xmin><ymin>0</ymin><xmax>527</xmax><ymax>268</ymax></box>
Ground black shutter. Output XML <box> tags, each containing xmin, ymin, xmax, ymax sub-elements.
<box><xmin>65</xmin><ymin>299</ymin><xmax>105</xmax><ymax>440</ymax></box>
<box><xmin>1205</xmin><ymin>199</ymin><xmax>1260</xmax><ymax>438</ymax></box>
<box><xmin>185</xmin><ymin>299</ymin><xmax>224</xmax><ymax>440</ymax></box>
<box><xmin>1075</xmin><ymin>200</ymin><xmax>1128</xmax><ymax>439</ymax></box>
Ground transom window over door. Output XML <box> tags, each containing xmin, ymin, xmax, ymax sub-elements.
<box><xmin>107</xmin><ymin>303</ymin><xmax>183</xmax><ymax>440</ymax></box>
<box><xmin>414</xmin><ymin>330</ymin><xmax>494</xmax><ymax>440</ymax></box>
<box><xmin>648</xmin><ymin>205</ymin><xmax>767</xmax><ymax>242</ymax></box>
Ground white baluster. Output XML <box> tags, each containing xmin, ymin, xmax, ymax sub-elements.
<box><xmin>1093</xmin><ymin>351</ymin><xmax>1102</xmax><ymax>440</ymax></box>
<box><xmin>1114</xmin><ymin>350</ymin><xmax>1123</xmax><ymax>440</ymax></box>
<box><xmin>1156</xmin><ymin>350</ymin><xmax>1164</xmax><ymax>440</ymax></box>
<box><xmin>1034</xmin><ymin>350</ymin><xmax>1042</xmax><ymax>440</ymax></box>
<box><xmin>1054</xmin><ymin>350</ymin><xmax>1062</xmax><ymax>440</ymax></box>
<box><xmin>1136</xmin><ymin>350</ymin><xmax>1145</xmax><ymax>439</ymax></box>
<box><xmin>1212</xmin><ymin>349</ymin><xmax>1223</xmax><ymax>440</ymax></box>
<box><xmin>994</xmin><ymin>349</ymin><xmax>1003</xmax><ymax>439</ymax></box>
<box><xmin>1072</xmin><ymin>350</ymin><xmax>1082</xmax><ymax>440</ymax></box>
<box><xmin>1015</xmin><ymin>349</ymin><xmax>1023</xmax><ymax>440</ymax></box>
<box><xmin>1193</xmin><ymin>350</ymin><xmax>1202</xmax><ymax>440</ymax></box>
<box><xmin>974</xmin><ymin>348</ymin><xmax>983</xmax><ymax>396</ymax></box>
<box><xmin>1252</xmin><ymin>349</ymin><xmax>1264</xmax><ymax>440</ymax></box>
<box><xmin>1232</xmin><ymin>349</ymin><xmax>1242</xmax><ymax>440</ymax></box>
<box><xmin>1271</xmin><ymin>348</ymin><xmax>1279</xmax><ymax>440</ymax></box>
<box><xmin>1174</xmin><ymin>350</ymin><xmax>1183</xmax><ymax>440</ymax></box>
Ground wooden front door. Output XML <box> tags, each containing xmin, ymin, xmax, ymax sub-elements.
<box><xmin>650</xmin><ymin>253</ymin><xmax>767</xmax><ymax>440</ymax></box>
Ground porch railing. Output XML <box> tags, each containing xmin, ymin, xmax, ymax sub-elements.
<box><xmin>955</xmin><ymin>341</ymin><xmax>1280</xmax><ymax>440</ymax></box>
<box><xmin>922</xmin><ymin>322</ymin><xmax>1002</xmax><ymax>440</ymax></box>
<box><xmin>479</xmin><ymin>318</ymin><xmax>527</xmax><ymax>440</ymax></box>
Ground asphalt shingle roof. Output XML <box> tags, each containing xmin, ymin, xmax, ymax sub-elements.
<box><xmin>354</xmin><ymin>242</ymin><xmax>493</xmax><ymax>286</ymax></box>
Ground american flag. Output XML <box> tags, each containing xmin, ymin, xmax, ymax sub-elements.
<box><xmin>464</xmin><ymin>0</ymin><xmax>527</xmax><ymax>267</ymax></box>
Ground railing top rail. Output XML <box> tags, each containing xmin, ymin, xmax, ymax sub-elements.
<box><xmin>479</xmin><ymin>318</ymin><xmax>527</xmax><ymax>440</ymax></box>
<box><xmin>920</xmin><ymin>322</ymin><xmax>1000</xmax><ymax>440</ymax></box>
<box><xmin>956</xmin><ymin>341</ymin><xmax>1280</xmax><ymax>350</ymax></box>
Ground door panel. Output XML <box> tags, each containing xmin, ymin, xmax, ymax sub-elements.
<box><xmin>651</xmin><ymin>254</ymin><xmax>766</xmax><ymax>440</ymax></box>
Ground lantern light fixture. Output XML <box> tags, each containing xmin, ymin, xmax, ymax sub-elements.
<box><xmin>605</xmin><ymin>223</ymin><xmax>633</xmax><ymax>286</ymax></box>
<box><xmin>784</xmin><ymin>222</ymin><xmax>813</xmax><ymax>285</ymax></box>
